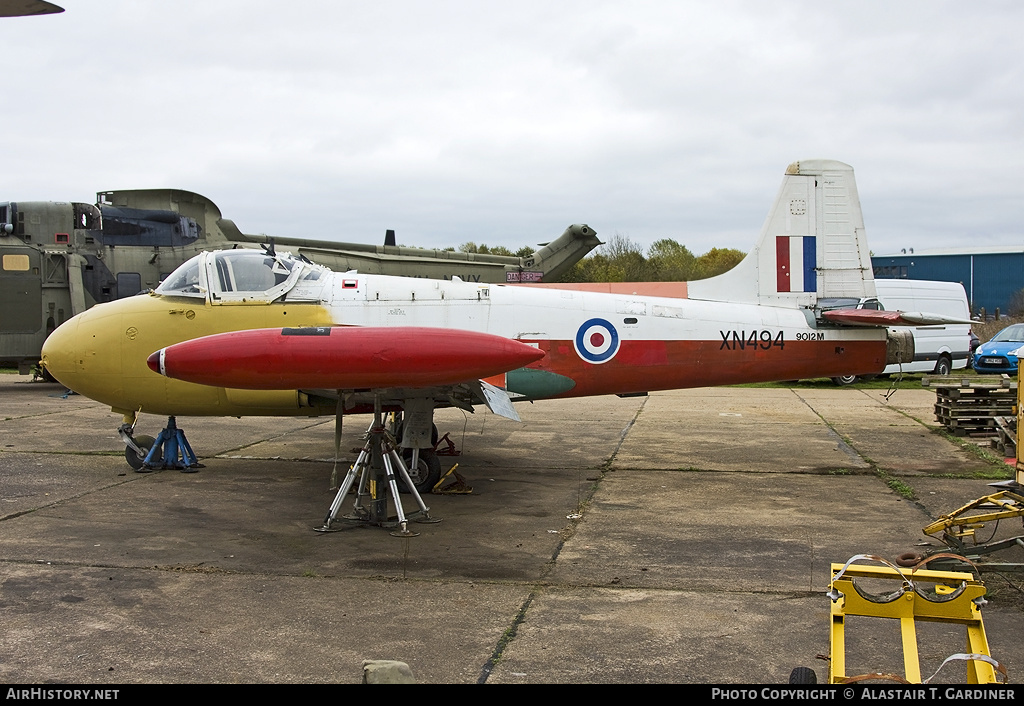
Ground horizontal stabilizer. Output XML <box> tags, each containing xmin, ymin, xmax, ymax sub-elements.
<box><xmin>823</xmin><ymin>309</ymin><xmax>974</xmax><ymax>327</ymax></box>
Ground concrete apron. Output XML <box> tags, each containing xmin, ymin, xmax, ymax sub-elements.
<box><xmin>0</xmin><ymin>377</ymin><xmax>1020</xmax><ymax>683</ymax></box>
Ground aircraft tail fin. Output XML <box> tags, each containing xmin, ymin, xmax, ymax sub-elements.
<box><xmin>687</xmin><ymin>160</ymin><xmax>875</xmax><ymax>308</ymax></box>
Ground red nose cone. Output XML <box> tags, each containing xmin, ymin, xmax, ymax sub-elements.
<box><xmin>147</xmin><ymin>351</ymin><xmax>162</xmax><ymax>375</ymax></box>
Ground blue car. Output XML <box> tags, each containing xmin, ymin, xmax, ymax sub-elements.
<box><xmin>973</xmin><ymin>323</ymin><xmax>1024</xmax><ymax>374</ymax></box>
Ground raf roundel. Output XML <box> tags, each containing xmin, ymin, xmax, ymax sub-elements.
<box><xmin>574</xmin><ymin>318</ymin><xmax>620</xmax><ymax>364</ymax></box>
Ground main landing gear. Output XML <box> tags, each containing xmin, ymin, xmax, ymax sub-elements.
<box><xmin>119</xmin><ymin>415</ymin><xmax>202</xmax><ymax>472</ymax></box>
<box><xmin>317</xmin><ymin>400</ymin><xmax>441</xmax><ymax>537</ymax></box>
<box><xmin>115</xmin><ymin>401</ymin><xmax>443</xmax><ymax>535</ymax></box>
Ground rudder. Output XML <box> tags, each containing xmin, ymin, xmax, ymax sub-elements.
<box><xmin>688</xmin><ymin>159</ymin><xmax>876</xmax><ymax>307</ymax></box>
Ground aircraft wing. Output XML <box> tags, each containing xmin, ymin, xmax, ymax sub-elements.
<box><xmin>147</xmin><ymin>325</ymin><xmax>545</xmax><ymax>394</ymax></box>
<box><xmin>0</xmin><ymin>0</ymin><xmax>63</xmax><ymax>16</ymax></box>
<box><xmin>822</xmin><ymin>309</ymin><xmax>974</xmax><ymax>327</ymax></box>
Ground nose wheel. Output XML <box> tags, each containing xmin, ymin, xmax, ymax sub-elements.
<box><xmin>124</xmin><ymin>434</ymin><xmax>156</xmax><ymax>471</ymax></box>
<box><xmin>119</xmin><ymin>416</ymin><xmax>202</xmax><ymax>472</ymax></box>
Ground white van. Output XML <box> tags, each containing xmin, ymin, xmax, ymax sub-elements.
<box><xmin>833</xmin><ymin>280</ymin><xmax>972</xmax><ymax>384</ymax></box>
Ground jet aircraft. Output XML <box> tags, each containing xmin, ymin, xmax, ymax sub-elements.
<box><xmin>41</xmin><ymin>160</ymin><xmax>925</xmax><ymax>525</ymax></box>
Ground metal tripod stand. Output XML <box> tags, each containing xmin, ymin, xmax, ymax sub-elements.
<box><xmin>317</xmin><ymin>400</ymin><xmax>440</xmax><ymax>536</ymax></box>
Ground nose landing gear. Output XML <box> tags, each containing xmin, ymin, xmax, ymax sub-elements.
<box><xmin>119</xmin><ymin>416</ymin><xmax>202</xmax><ymax>472</ymax></box>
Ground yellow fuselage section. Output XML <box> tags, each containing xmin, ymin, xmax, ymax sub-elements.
<box><xmin>41</xmin><ymin>293</ymin><xmax>336</xmax><ymax>417</ymax></box>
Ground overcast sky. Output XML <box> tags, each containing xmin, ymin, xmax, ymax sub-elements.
<box><xmin>2</xmin><ymin>1</ymin><xmax>1021</xmax><ymax>257</ymax></box>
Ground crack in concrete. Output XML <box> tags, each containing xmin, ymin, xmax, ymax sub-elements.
<box><xmin>476</xmin><ymin>396</ymin><xmax>649</xmax><ymax>682</ymax></box>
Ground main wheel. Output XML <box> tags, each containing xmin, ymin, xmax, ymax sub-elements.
<box><xmin>789</xmin><ymin>666</ymin><xmax>817</xmax><ymax>684</ymax></box>
<box><xmin>125</xmin><ymin>434</ymin><xmax>157</xmax><ymax>471</ymax></box>
<box><xmin>934</xmin><ymin>355</ymin><xmax>952</xmax><ymax>376</ymax></box>
<box><xmin>831</xmin><ymin>375</ymin><xmax>859</xmax><ymax>386</ymax></box>
<box><xmin>399</xmin><ymin>449</ymin><xmax>442</xmax><ymax>494</ymax></box>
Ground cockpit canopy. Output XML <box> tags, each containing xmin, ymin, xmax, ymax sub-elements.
<box><xmin>156</xmin><ymin>249</ymin><xmax>327</xmax><ymax>303</ymax></box>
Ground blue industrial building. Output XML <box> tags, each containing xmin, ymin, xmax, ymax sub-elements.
<box><xmin>871</xmin><ymin>247</ymin><xmax>1024</xmax><ymax>316</ymax></box>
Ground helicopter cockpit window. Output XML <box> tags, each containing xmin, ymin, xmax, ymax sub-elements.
<box><xmin>156</xmin><ymin>256</ymin><xmax>204</xmax><ymax>297</ymax></box>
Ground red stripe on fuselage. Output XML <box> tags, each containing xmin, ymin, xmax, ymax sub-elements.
<box><xmin>526</xmin><ymin>338</ymin><xmax>887</xmax><ymax>398</ymax></box>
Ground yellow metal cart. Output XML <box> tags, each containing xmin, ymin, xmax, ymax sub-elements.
<box><xmin>825</xmin><ymin>555</ymin><xmax>1005</xmax><ymax>684</ymax></box>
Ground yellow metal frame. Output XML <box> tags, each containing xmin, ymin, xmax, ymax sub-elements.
<box><xmin>913</xmin><ymin>369</ymin><xmax>1024</xmax><ymax>567</ymax></box>
<box><xmin>923</xmin><ymin>490</ymin><xmax>1024</xmax><ymax>542</ymax></box>
<box><xmin>828</xmin><ymin>557</ymin><xmax>1002</xmax><ymax>684</ymax></box>
<box><xmin>1018</xmin><ymin>363</ymin><xmax>1024</xmax><ymax>485</ymax></box>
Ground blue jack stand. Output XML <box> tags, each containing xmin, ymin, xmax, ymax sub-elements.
<box><xmin>140</xmin><ymin>416</ymin><xmax>201</xmax><ymax>472</ymax></box>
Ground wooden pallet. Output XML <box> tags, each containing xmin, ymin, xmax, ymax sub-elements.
<box><xmin>991</xmin><ymin>416</ymin><xmax>1017</xmax><ymax>458</ymax></box>
<box><xmin>922</xmin><ymin>376</ymin><xmax>1017</xmax><ymax>437</ymax></box>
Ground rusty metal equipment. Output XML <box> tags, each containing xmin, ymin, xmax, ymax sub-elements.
<box><xmin>921</xmin><ymin>491</ymin><xmax>1024</xmax><ymax>570</ymax></box>
<box><xmin>432</xmin><ymin>462</ymin><xmax>474</xmax><ymax>494</ymax></box>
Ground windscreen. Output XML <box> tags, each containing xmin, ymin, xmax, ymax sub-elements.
<box><xmin>156</xmin><ymin>255</ymin><xmax>204</xmax><ymax>297</ymax></box>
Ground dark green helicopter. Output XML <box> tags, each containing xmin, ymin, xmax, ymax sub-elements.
<box><xmin>0</xmin><ymin>188</ymin><xmax>599</xmax><ymax>373</ymax></box>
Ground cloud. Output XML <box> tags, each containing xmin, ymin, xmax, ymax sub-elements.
<box><xmin>2</xmin><ymin>0</ymin><xmax>1021</xmax><ymax>254</ymax></box>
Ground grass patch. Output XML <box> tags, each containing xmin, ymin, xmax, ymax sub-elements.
<box><xmin>935</xmin><ymin>428</ymin><xmax>1017</xmax><ymax>475</ymax></box>
<box><xmin>877</xmin><ymin>471</ymin><xmax>916</xmax><ymax>500</ymax></box>
<box><xmin>733</xmin><ymin>375</ymin><xmax>928</xmax><ymax>390</ymax></box>
<box><xmin>930</xmin><ymin>469</ymin><xmax>1014</xmax><ymax>481</ymax></box>
<box><xmin>968</xmin><ymin>468</ymin><xmax>1015</xmax><ymax>480</ymax></box>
